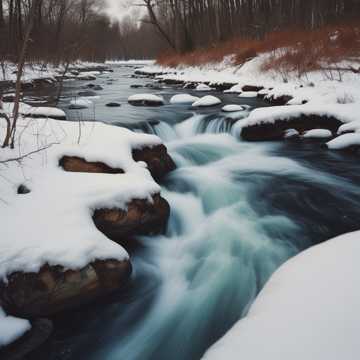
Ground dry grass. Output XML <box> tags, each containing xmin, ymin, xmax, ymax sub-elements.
<box><xmin>157</xmin><ymin>23</ymin><xmax>360</xmax><ymax>78</ymax></box>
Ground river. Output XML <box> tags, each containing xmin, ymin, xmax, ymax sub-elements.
<box><xmin>28</xmin><ymin>64</ymin><xmax>360</xmax><ymax>360</ymax></box>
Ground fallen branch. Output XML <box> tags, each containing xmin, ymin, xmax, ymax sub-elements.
<box><xmin>0</xmin><ymin>142</ymin><xmax>59</xmax><ymax>164</ymax></box>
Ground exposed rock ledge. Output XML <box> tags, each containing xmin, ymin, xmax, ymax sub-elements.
<box><xmin>60</xmin><ymin>144</ymin><xmax>176</xmax><ymax>182</ymax></box>
<box><xmin>241</xmin><ymin>114</ymin><xmax>342</xmax><ymax>141</ymax></box>
<box><xmin>0</xmin><ymin>259</ymin><xmax>132</xmax><ymax>318</ymax></box>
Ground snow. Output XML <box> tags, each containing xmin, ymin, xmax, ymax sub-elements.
<box><xmin>222</xmin><ymin>105</ymin><xmax>245</xmax><ymax>113</ymax></box>
<box><xmin>77</xmin><ymin>72</ymin><xmax>99</xmax><ymax>80</ymax></box>
<box><xmin>0</xmin><ymin>308</ymin><xmax>31</xmax><ymax>347</ymax></box>
<box><xmin>170</xmin><ymin>94</ymin><xmax>199</xmax><ymax>104</ymax></box>
<box><xmin>239</xmin><ymin>91</ymin><xmax>258</xmax><ymax>98</ymax></box>
<box><xmin>70</xmin><ymin>97</ymin><xmax>93</xmax><ymax>109</ymax></box>
<box><xmin>337</xmin><ymin>120</ymin><xmax>360</xmax><ymax>134</ymax></box>
<box><xmin>192</xmin><ymin>95</ymin><xmax>222</xmax><ymax>107</ymax></box>
<box><xmin>302</xmin><ymin>129</ymin><xmax>333</xmax><ymax>139</ymax></box>
<box><xmin>283</xmin><ymin>128</ymin><xmax>299</xmax><ymax>138</ymax></box>
<box><xmin>25</xmin><ymin>106</ymin><xmax>66</xmax><ymax>119</ymax></box>
<box><xmin>128</xmin><ymin>93</ymin><xmax>164</xmax><ymax>104</ymax></box>
<box><xmin>203</xmin><ymin>230</ymin><xmax>360</xmax><ymax>360</ymax></box>
<box><xmin>326</xmin><ymin>133</ymin><xmax>360</xmax><ymax>150</ymax></box>
<box><xmin>0</xmin><ymin>107</ymin><xmax>163</xmax><ymax>282</ymax></box>
<box><xmin>196</xmin><ymin>83</ymin><xmax>212</xmax><ymax>91</ymax></box>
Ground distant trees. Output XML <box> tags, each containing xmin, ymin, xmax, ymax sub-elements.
<box><xmin>142</xmin><ymin>0</ymin><xmax>360</xmax><ymax>54</ymax></box>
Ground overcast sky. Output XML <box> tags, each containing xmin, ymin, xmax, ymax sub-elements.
<box><xmin>104</xmin><ymin>0</ymin><xmax>146</xmax><ymax>22</ymax></box>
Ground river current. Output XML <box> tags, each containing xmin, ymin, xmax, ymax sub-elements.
<box><xmin>28</xmin><ymin>64</ymin><xmax>360</xmax><ymax>360</ymax></box>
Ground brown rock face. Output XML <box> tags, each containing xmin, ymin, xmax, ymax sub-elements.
<box><xmin>93</xmin><ymin>194</ymin><xmax>170</xmax><ymax>247</ymax></box>
<box><xmin>132</xmin><ymin>145</ymin><xmax>176</xmax><ymax>182</ymax></box>
<box><xmin>0</xmin><ymin>259</ymin><xmax>132</xmax><ymax>318</ymax></box>
<box><xmin>59</xmin><ymin>156</ymin><xmax>124</xmax><ymax>174</ymax></box>
<box><xmin>59</xmin><ymin>145</ymin><xmax>175</xmax><ymax>182</ymax></box>
<box><xmin>241</xmin><ymin>115</ymin><xmax>342</xmax><ymax>141</ymax></box>
<box><xmin>265</xmin><ymin>95</ymin><xmax>293</xmax><ymax>106</ymax></box>
<box><xmin>242</xmin><ymin>85</ymin><xmax>264</xmax><ymax>92</ymax></box>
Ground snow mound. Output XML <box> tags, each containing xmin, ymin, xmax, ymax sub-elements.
<box><xmin>302</xmin><ymin>129</ymin><xmax>333</xmax><ymax>139</ymax></box>
<box><xmin>26</xmin><ymin>106</ymin><xmax>66</xmax><ymax>120</ymax></box>
<box><xmin>69</xmin><ymin>98</ymin><xmax>93</xmax><ymax>109</ymax></box>
<box><xmin>222</xmin><ymin>105</ymin><xmax>244</xmax><ymax>113</ymax></box>
<box><xmin>170</xmin><ymin>94</ymin><xmax>199</xmax><ymax>104</ymax></box>
<box><xmin>0</xmin><ymin>308</ymin><xmax>31</xmax><ymax>347</ymax></box>
<box><xmin>239</xmin><ymin>91</ymin><xmax>258</xmax><ymax>98</ymax></box>
<box><xmin>192</xmin><ymin>95</ymin><xmax>222</xmax><ymax>107</ymax></box>
<box><xmin>326</xmin><ymin>133</ymin><xmax>360</xmax><ymax>150</ymax></box>
<box><xmin>128</xmin><ymin>93</ymin><xmax>164</xmax><ymax>105</ymax></box>
<box><xmin>337</xmin><ymin>120</ymin><xmax>360</xmax><ymax>135</ymax></box>
<box><xmin>203</xmin><ymin>231</ymin><xmax>360</xmax><ymax>360</ymax></box>
<box><xmin>0</xmin><ymin>115</ymin><xmax>163</xmax><ymax>280</ymax></box>
<box><xmin>196</xmin><ymin>84</ymin><xmax>212</xmax><ymax>91</ymax></box>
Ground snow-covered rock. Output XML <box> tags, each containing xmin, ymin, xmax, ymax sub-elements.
<box><xmin>170</xmin><ymin>94</ymin><xmax>199</xmax><ymax>104</ymax></box>
<box><xmin>69</xmin><ymin>98</ymin><xmax>93</xmax><ymax>109</ymax></box>
<box><xmin>128</xmin><ymin>94</ymin><xmax>165</xmax><ymax>106</ymax></box>
<box><xmin>195</xmin><ymin>83</ymin><xmax>212</xmax><ymax>91</ymax></box>
<box><xmin>283</xmin><ymin>128</ymin><xmax>300</xmax><ymax>139</ymax></box>
<box><xmin>337</xmin><ymin>120</ymin><xmax>360</xmax><ymax>135</ymax></box>
<box><xmin>239</xmin><ymin>91</ymin><xmax>258</xmax><ymax>98</ymax></box>
<box><xmin>77</xmin><ymin>72</ymin><xmax>98</xmax><ymax>81</ymax></box>
<box><xmin>25</xmin><ymin>106</ymin><xmax>66</xmax><ymax>120</ymax></box>
<box><xmin>192</xmin><ymin>95</ymin><xmax>222</xmax><ymax>107</ymax></box>
<box><xmin>203</xmin><ymin>230</ymin><xmax>360</xmax><ymax>360</ymax></box>
<box><xmin>0</xmin><ymin>308</ymin><xmax>31</xmax><ymax>347</ymax></box>
<box><xmin>222</xmin><ymin>105</ymin><xmax>245</xmax><ymax>113</ymax></box>
<box><xmin>302</xmin><ymin>129</ymin><xmax>333</xmax><ymax>139</ymax></box>
<box><xmin>326</xmin><ymin>133</ymin><xmax>360</xmax><ymax>150</ymax></box>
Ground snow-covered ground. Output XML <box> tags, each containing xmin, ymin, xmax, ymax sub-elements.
<box><xmin>0</xmin><ymin>104</ymin><xmax>164</xmax><ymax>347</ymax></box>
<box><xmin>203</xmin><ymin>230</ymin><xmax>360</xmax><ymax>360</ymax></box>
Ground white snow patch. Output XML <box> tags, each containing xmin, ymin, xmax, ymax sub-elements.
<box><xmin>26</xmin><ymin>106</ymin><xmax>66</xmax><ymax>119</ymax></box>
<box><xmin>170</xmin><ymin>94</ymin><xmax>199</xmax><ymax>104</ymax></box>
<box><xmin>192</xmin><ymin>95</ymin><xmax>222</xmax><ymax>107</ymax></box>
<box><xmin>337</xmin><ymin>121</ymin><xmax>360</xmax><ymax>135</ymax></box>
<box><xmin>128</xmin><ymin>94</ymin><xmax>164</xmax><ymax>104</ymax></box>
<box><xmin>239</xmin><ymin>91</ymin><xmax>258</xmax><ymax>98</ymax></box>
<box><xmin>222</xmin><ymin>105</ymin><xmax>245</xmax><ymax>113</ymax></box>
<box><xmin>70</xmin><ymin>98</ymin><xmax>93</xmax><ymax>108</ymax></box>
<box><xmin>326</xmin><ymin>133</ymin><xmax>360</xmax><ymax>150</ymax></box>
<box><xmin>203</xmin><ymin>231</ymin><xmax>360</xmax><ymax>360</ymax></box>
<box><xmin>0</xmin><ymin>308</ymin><xmax>31</xmax><ymax>347</ymax></box>
<box><xmin>302</xmin><ymin>129</ymin><xmax>333</xmax><ymax>139</ymax></box>
<box><xmin>195</xmin><ymin>84</ymin><xmax>212</xmax><ymax>92</ymax></box>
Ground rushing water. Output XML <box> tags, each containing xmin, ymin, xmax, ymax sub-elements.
<box><xmin>28</xmin><ymin>65</ymin><xmax>360</xmax><ymax>360</ymax></box>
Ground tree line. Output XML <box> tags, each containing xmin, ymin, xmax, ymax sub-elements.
<box><xmin>142</xmin><ymin>0</ymin><xmax>360</xmax><ymax>54</ymax></box>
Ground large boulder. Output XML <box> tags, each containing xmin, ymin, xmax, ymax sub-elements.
<box><xmin>133</xmin><ymin>144</ymin><xmax>176</xmax><ymax>182</ymax></box>
<box><xmin>241</xmin><ymin>114</ymin><xmax>342</xmax><ymax>141</ymax></box>
<box><xmin>0</xmin><ymin>259</ymin><xmax>132</xmax><ymax>318</ymax></box>
<box><xmin>93</xmin><ymin>194</ymin><xmax>170</xmax><ymax>247</ymax></box>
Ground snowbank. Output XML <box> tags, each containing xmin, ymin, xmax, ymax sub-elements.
<box><xmin>0</xmin><ymin>108</ymin><xmax>163</xmax><ymax>281</ymax></box>
<box><xmin>0</xmin><ymin>308</ymin><xmax>31</xmax><ymax>347</ymax></box>
<box><xmin>203</xmin><ymin>231</ymin><xmax>360</xmax><ymax>360</ymax></box>
<box><xmin>326</xmin><ymin>133</ymin><xmax>360</xmax><ymax>150</ymax></box>
<box><xmin>337</xmin><ymin>120</ymin><xmax>360</xmax><ymax>134</ymax></box>
<box><xmin>26</xmin><ymin>106</ymin><xmax>66</xmax><ymax>120</ymax></box>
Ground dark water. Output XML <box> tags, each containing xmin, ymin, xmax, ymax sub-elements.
<box><xmin>27</xmin><ymin>65</ymin><xmax>360</xmax><ymax>360</ymax></box>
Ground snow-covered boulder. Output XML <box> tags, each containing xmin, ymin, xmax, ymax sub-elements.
<box><xmin>77</xmin><ymin>72</ymin><xmax>98</xmax><ymax>81</ymax></box>
<box><xmin>170</xmin><ymin>94</ymin><xmax>199</xmax><ymax>104</ymax></box>
<box><xmin>302</xmin><ymin>129</ymin><xmax>333</xmax><ymax>139</ymax></box>
<box><xmin>326</xmin><ymin>133</ymin><xmax>360</xmax><ymax>151</ymax></box>
<box><xmin>192</xmin><ymin>95</ymin><xmax>222</xmax><ymax>108</ymax></box>
<box><xmin>25</xmin><ymin>107</ymin><xmax>66</xmax><ymax>120</ymax></box>
<box><xmin>203</xmin><ymin>231</ymin><xmax>360</xmax><ymax>360</ymax></box>
<box><xmin>195</xmin><ymin>84</ymin><xmax>212</xmax><ymax>92</ymax></box>
<box><xmin>222</xmin><ymin>105</ymin><xmax>245</xmax><ymax>113</ymax></box>
<box><xmin>128</xmin><ymin>94</ymin><xmax>165</xmax><ymax>107</ymax></box>
<box><xmin>69</xmin><ymin>98</ymin><xmax>92</xmax><ymax>109</ymax></box>
<box><xmin>239</xmin><ymin>91</ymin><xmax>258</xmax><ymax>98</ymax></box>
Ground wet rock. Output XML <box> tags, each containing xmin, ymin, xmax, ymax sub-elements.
<box><xmin>59</xmin><ymin>156</ymin><xmax>124</xmax><ymax>174</ymax></box>
<box><xmin>106</xmin><ymin>102</ymin><xmax>121</xmax><ymax>107</ymax></box>
<box><xmin>130</xmin><ymin>84</ymin><xmax>143</xmax><ymax>89</ymax></box>
<box><xmin>0</xmin><ymin>318</ymin><xmax>53</xmax><ymax>360</ymax></box>
<box><xmin>265</xmin><ymin>94</ymin><xmax>293</xmax><ymax>106</ymax></box>
<box><xmin>93</xmin><ymin>194</ymin><xmax>170</xmax><ymax>247</ymax></box>
<box><xmin>128</xmin><ymin>94</ymin><xmax>164</xmax><ymax>107</ymax></box>
<box><xmin>86</xmin><ymin>83</ymin><xmax>96</xmax><ymax>88</ymax></box>
<box><xmin>242</xmin><ymin>85</ymin><xmax>264</xmax><ymax>92</ymax></box>
<box><xmin>0</xmin><ymin>259</ymin><xmax>132</xmax><ymax>318</ymax></box>
<box><xmin>93</xmin><ymin>85</ymin><xmax>103</xmax><ymax>91</ymax></box>
<box><xmin>17</xmin><ymin>184</ymin><xmax>31</xmax><ymax>195</ymax></box>
<box><xmin>78</xmin><ymin>90</ymin><xmax>97</xmax><ymax>97</ymax></box>
<box><xmin>132</xmin><ymin>144</ymin><xmax>176</xmax><ymax>182</ymax></box>
<box><xmin>241</xmin><ymin>115</ymin><xmax>343</xmax><ymax>141</ymax></box>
